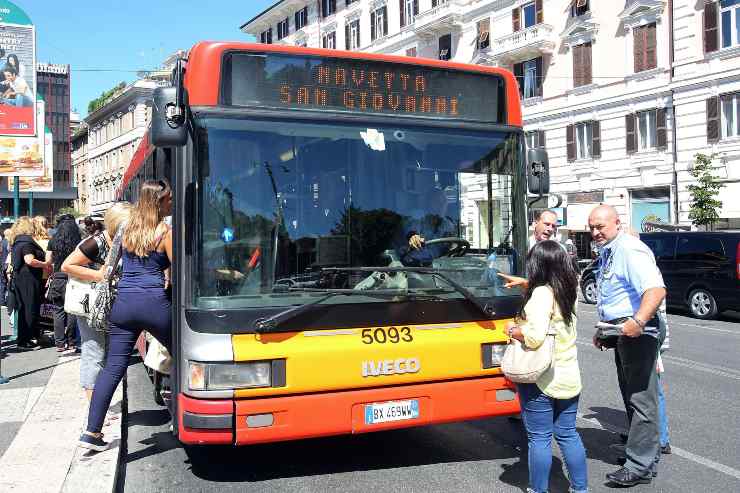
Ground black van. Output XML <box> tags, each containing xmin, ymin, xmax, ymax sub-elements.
<box><xmin>640</xmin><ymin>232</ymin><xmax>740</xmax><ymax>319</ymax></box>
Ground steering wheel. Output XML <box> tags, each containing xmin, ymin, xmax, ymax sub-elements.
<box><xmin>425</xmin><ymin>237</ymin><xmax>470</xmax><ymax>257</ymax></box>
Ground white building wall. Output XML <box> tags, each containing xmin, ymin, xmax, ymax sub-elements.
<box><xmin>243</xmin><ymin>0</ymin><xmax>740</xmax><ymax>230</ymax></box>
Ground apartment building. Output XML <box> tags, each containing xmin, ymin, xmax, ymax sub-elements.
<box><xmin>71</xmin><ymin>124</ymin><xmax>89</xmax><ymax>214</ymax></box>
<box><xmin>242</xmin><ymin>0</ymin><xmax>740</xmax><ymax>232</ymax></box>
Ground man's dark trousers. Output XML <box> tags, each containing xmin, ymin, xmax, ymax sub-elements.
<box><xmin>614</xmin><ymin>333</ymin><xmax>660</xmax><ymax>476</ymax></box>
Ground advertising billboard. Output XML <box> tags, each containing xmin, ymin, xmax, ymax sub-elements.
<box><xmin>8</xmin><ymin>126</ymin><xmax>52</xmax><ymax>192</ymax></box>
<box><xmin>0</xmin><ymin>1</ymin><xmax>35</xmax><ymax>136</ymax></box>
<box><xmin>0</xmin><ymin>99</ymin><xmax>44</xmax><ymax>176</ymax></box>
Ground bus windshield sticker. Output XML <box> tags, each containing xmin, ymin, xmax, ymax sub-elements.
<box><xmin>360</xmin><ymin>128</ymin><xmax>385</xmax><ymax>151</ymax></box>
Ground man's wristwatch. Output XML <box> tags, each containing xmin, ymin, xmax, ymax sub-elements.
<box><xmin>630</xmin><ymin>316</ymin><xmax>646</xmax><ymax>329</ymax></box>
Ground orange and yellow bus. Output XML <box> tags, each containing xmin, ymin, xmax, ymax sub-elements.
<box><xmin>121</xmin><ymin>42</ymin><xmax>548</xmax><ymax>446</ymax></box>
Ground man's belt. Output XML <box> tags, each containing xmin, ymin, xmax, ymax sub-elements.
<box><xmin>605</xmin><ymin>316</ymin><xmax>659</xmax><ymax>327</ymax></box>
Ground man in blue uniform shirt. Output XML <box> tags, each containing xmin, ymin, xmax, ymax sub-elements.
<box><xmin>589</xmin><ymin>205</ymin><xmax>666</xmax><ymax>487</ymax></box>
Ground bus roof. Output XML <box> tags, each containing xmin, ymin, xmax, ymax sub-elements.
<box><xmin>184</xmin><ymin>42</ymin><xmax>522</xmax><ymax>126</ymax></box>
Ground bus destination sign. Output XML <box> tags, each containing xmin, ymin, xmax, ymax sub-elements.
<box><xmin>223</xmin><ymin>52</ymin><xmax>505</xmax><ymax>123</ymax></box>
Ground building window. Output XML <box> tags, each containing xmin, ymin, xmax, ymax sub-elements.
<box><xmin>637</xmin><ymin>109</ymin><xmax>657</xmax><ymax>151</ymax></box>
<box><xmin>260</xmin><ymin>28</ymin><xmax>272</xmax><ymax>44</ymax></box>
<box><xmin>438</xmin><ymin>33</ymin><xmax>452</xmax><ymax>60</ymax></box>
<box><xmin>571</xmin><ymin>0</ymin><xmax>589</xmax><ymax>17</ymax></box>
<box><xmin>400</xmin><ymin>0</ymin><xmax>419</xmax><ymax>28</ymax></box>
<box><xmin>721</xmin><ymin>0</ymin><xmax>740</xmax><ymax>48</ymax></box>
<box><xmin>721</xmin><ymin>92</ymin><xmax>740</xmax><ymax>139</ymax></box>
<box><xmin>525</xmin><ymin>130</ymin><xmax>546</xmax><ymax>149</ymax></box>
<box><xmin>322</xmin><ymin>31</ymin><xmax>336</xmax><ymax>49</ymax></box>
<box><xmin>575</xmin><ymin>122</ymin><xmax>593</xmax><ymax>159</ymax></box>
<box><xmin>633</xmin><ymin>23</ymin><xmax>657</xmax><ymax>73</ymax></box>
<box><xmin>277</xmin><ymin>18</ymin><xmax>289</xmax><ymax>40</ymax></box>
<box><xmin>477</xmin><ymin>18</ymin><xmax>490</xmax><ymax>50</ymax></box>
<box><xmin>406</xmin><ymin>46</ymin><xmax>417</xmax><ymax>57</ymax></box>
<box><xmin>432</xmin><ymin>0</ymin><xmax>449</xmax><ymax>7</ymax></box>
<box><xmin>566</xmin><ymin>121</ymin><xmax>600</xmax><ymax>161</ymax></box>
<box><xmin>321</xmin><ymin>0</ymin><xmax>336</xmax><ymax>18</ymax></box>
<box><xmin>371</xmin><ymin>5</ymin><xmax>388</xmax><ymax>41</ymax></box>
<box><xmin>572</xmin><ymin>42</ymin><xmax>592</xmax><ymax>87</ymax></box>
<box><xmin>295</xmin><ymin>7</ymin><xmax>308</xmax><ymax>30</ymax></box>
<box><xmin>514</xmin><ymin>57</ymin><xmax>542</xmax><ymax>99</ymax></box>
<box><xmin>513</xmin><ymin>0</ymin><xmax>543</xmax><ymax>32</ymax></box>
<box><xmin>346</xmin><ymin>19</ymin><xmax>361</xmax><ymax>50</ymax></box>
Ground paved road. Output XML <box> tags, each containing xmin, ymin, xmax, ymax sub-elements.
<box><xmin>120</xmin><ymin>305</ymin><xmax>740</xmax><ymax>492</ymax></box>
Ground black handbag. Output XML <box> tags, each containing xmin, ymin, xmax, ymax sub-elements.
<box><xmin>46</xmin><ymin>272</ymin><xmax>68</xmax><ymax>305</ymax></box>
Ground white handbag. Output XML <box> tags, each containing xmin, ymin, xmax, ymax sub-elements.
<box><xmin>64</xmin><ymin>277</ymin><xmax>96</xmax><ymax>318</ymax></box>
<box><xmin>501</xmin><ymin>302</ymin><xmax>556</xmax><ymax>384</ymax></box>
<box><xmin>144</xmin><ymin>335</ymin><xmax>172</xmax><ymax>375</ymax></box>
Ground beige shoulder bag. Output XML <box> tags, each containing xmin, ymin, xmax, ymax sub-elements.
<box><xmin>501</xmin><ymin>300</ymin><xmax>557</xmax><ymax>384</ymax></box>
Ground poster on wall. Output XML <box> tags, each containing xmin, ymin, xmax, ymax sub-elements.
<box><xmin>0</xmin><ymin>98</ymin><xmax>43</xmax><ymax>176</ymax></box>
<box><xmin>8</xmin><ymin>126</ymin><xmax>52</xmax><ymax>191</ymax></box>
<box><xmin>0</xmin><ymin>1</ymin><xmax>36</xmax><ymax>136</ymax></box>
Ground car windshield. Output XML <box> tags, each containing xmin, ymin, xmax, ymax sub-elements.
<box><xmin>194</xmin><ymin>116</ymin><xmax>525</xmax><ymax>310</ymax></box>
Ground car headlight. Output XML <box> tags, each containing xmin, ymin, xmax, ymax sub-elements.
<box><xmin>189</xmin><ymin>361</ymin><xmax>272</xmax><ymax>390</ymax></box>
<box><xmin>482</xmin><ymin>343</ymin><xmax>508</xmax><ymax>369</ymax></box>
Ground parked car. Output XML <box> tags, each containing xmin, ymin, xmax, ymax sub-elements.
<box><xmin>640</xmin><ymin>232</ymin><xmax>740</xmax><ymax>319</ymax></box>
<box><xmin>580</xmin><ymin>258</ymin><xmax>598</xmax><ymax>305</ymax></box>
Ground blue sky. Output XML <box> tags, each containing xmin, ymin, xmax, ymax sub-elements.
<box><xmin>19</xmin><ymin>0</ymin><xmax>275</xmax><ymax>116</ymax></box>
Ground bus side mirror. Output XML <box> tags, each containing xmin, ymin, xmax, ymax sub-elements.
<box><xmin>152</xmin><ymin>87</ymin><xmax>188</xmax><ymax>147</ymax></box>
<box><xmin>527</xmin><ymin>148</ymin><xmax>550</xmax><ymax>196</ymax></box>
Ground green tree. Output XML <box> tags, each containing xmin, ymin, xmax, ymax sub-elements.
<box><xmin>87</xmin><ymin>81</ymin><xmax>127</xmax><ymax>114</ymax></box>
<box><xmin>687</xmin><ymin>153</ymin><xmax>725</xmax><ymax>230</ymax></box>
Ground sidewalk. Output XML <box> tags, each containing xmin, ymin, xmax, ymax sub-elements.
<box><xmin>0</xmin><ymin>308</ymin><xmax>122</xmax><ymax>493</ymax></box>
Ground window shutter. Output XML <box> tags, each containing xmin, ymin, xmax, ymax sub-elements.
<box><xmin>706</xmin><ymin>96</ymin><xmax>720</xmax><ymax>143</ymax></box>
<box><xmin>566</xmin><ymin>124</ymin><xmax>576</xmax><ymax>162</ymax></box>
<box><xmin>414</xmin><ymin>0</ymin><xmax>419</xmax><ymax>15</ymax></box>
<box><xmin>626</xmin><ymin>113</ymin><xmax>637</xmax><ymax>154</ymax></box>
<box><xmin>330</xmin><ymin>0</ymin><xmax>336</xmax><ymax>14</ymax></box>
<box><xmin>656</xmin><ymin>107</ymin><xmax>667</xmax><ymax>150</ymax></box>
<box><xmin>400</xmin><ymin>0</ymin><xmax>405</xmax><ymax>28</ymax></box>
<box><xmin>634</xmin><ymin>26</ymin><xmax>644</xmax><ymax>73</ymax></box>
<box><xmin>704</xmin><ymin>1</ymin><xmax>719</xmax><ymax>54</ymax></box>
<box><xmin>538</xmin><ymin>129</ymin><xmax>546</xmax><ymax>149</ymax></box>
<box><xmin>583</xmin><ymin>42</ymin><xmax>592</xmax><ymax>85</ymax></box>
<box><xmin>535</xmin><ymin>56</ymin><xmax>543</xmax><ymax>96</ymax></box>
<box><xmin>535</xmin><ymin>0</ymin><xmax>544</xmax><ymax>24</ymax></box>
<box><xmin>371</xmin><ymin>11</ymin><xmax>377</xmax><ymax>41</ymax></box>
<box><xmin>573</xmin><ymin>44</ymin><xmax>582</xmax><ymax>87</ymax></box>
<box><xmin>512</xmin><ymin>8</ymin><xmax>520</xmax><ymax>32</ymax></box>
<box><xmin>645</xmin><ymin>23</ymin><xmax>657</xmax><ymax>70</ymax></box>
<box><xmin>513</xmin><ymin>62</ymin><xmax>524</xmax><ymax>98</ymax></box>
<box><xmin>592</xmin><ymin>120</ymin><xmax>601</xmax><ymax>158</ymax></box>
<box><xmin>320</xmin><ymin>0</ymin><xmax>324</xmax><ymax>18</ymax></box>
<box><xmin>295</xmin><ymin>11</ymin><xmax>300</xmax><ymax>29</ymax></box>
<box><xmin>382</xmin><ymin>7</ymin><xmax>388</xmax><ymax>36</ymax></box>
<box><xmin>345</xmin><ymin>23</ymin><xmax>350</xmax><ymax>50</ymax></box>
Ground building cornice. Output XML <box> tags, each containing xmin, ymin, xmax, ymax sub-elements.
<box><xmin>619</xmin><ymin>0</ymin><xmax>665</xmax><ymax>31</ymax></box>
<box><xmin>85</xmin><ymin>86</ymin><xmax>153</xmax><ymax>127</ymax></box>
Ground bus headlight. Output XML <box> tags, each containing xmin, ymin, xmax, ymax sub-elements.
<box><xmin>189</xmin><ymin>361</ymin><xmax>272</xmax><ymax>390</ymax></box>
<box><xmin>482</xmin><ymin>343</ymin><xmax>508</xmax><ymax>369</ymax></box>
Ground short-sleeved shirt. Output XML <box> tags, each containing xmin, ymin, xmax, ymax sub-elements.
<box><xmin>78</xmin><ymin>232</ymin><xmax>109</xmax><ymax>267</ymax></box>
<box><xmin>596</xmin><ymin>232</ymin><xmax>665</xmax><ymax>337</ymax></box>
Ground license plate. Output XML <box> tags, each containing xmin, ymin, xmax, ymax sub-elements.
<box><xmin>364</xmin><ymin>399</ymin><xmax>419</xmax><ymax>425</ymax></box>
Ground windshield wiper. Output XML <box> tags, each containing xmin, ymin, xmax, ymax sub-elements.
<box><xmin>254</xmin><ymin>287</ymin><xmax>453</xmax><ymax>333</ymax></box>
<box><xmin>322</xmin><ymin>266</ymin><xmax>496</xmax><ymax>320</ymax></box>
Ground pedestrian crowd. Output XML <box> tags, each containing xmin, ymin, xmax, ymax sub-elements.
<box><xmin>0</xmin><ymin>179</ymin><xmax>174</xmax><ymax>454</ymax></box>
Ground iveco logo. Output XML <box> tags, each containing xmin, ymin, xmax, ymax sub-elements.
<box><xmin>361</xmin><ymin>358</ymin><xmax>421</xmax><ymax>377</ymax></box>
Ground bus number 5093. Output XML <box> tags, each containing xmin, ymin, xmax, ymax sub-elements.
<box><xmin>361</xmin><ymin>327</ymin><xmax>413</xmax><ymax>344</ymax></box>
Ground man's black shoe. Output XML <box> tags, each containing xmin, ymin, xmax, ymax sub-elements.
<box><xmin>661</xmin><ymin>443</ymin><xmax>672</xmax><ymax>454</ymax></box>
<box><xmin>606</xmin><ymin>467</ymin><xmax>652</xmax><ymax>486</ymax></box>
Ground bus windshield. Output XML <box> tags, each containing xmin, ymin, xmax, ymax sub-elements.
<box><xmin>194</xmin><ymin>116</ymin><xmax>524</xmax><ymax>310</ymax></box>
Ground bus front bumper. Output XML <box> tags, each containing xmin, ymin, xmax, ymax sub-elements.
<box><xmin>178</xmin><ymin>376</ymin><xmax>519</xmax><ymax>446</ymax></box>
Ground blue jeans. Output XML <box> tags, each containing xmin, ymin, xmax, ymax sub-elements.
<box><xmin>517</xmin><ymin>383</ymin><xmax>588</xmax><ymax>493</ymax></box>
<box><xmin>657</xmin><ymin>373</ymin><xmax>669</xmax><ymax>447</ymax></box>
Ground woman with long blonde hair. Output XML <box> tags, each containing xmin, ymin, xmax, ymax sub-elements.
<box><xmin>80</xmin><ymin>180</ymin><xmax>172</xmax><ymax>451</ymax></box>
<box><xmin>63</xmin><ymin>202</ymin><xmax>132</xmax><ymax>399</ymax></box>
<box><xmin>10</xmin><ymin>216</ymin><xmax>51</xmax><ymax>348</ymax></box>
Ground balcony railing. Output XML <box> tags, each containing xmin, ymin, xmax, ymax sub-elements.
<box><xmin>489</xmin><ymin>24</ymin><xmax>556</xmax><ymax>60</ymax></box>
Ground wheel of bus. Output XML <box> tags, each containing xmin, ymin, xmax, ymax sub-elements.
<box><xmin>153</xmin><ymin>371</ymin><xmax>165</xmax><ymax>406</ymax></box>
<box><xmin>687</xmin><ymin>287</ymin><xmax>718</xmax><ymax>320</ymax></box>
<box><xmin>424</xmin><ymin>237</ymin><xmax>470</xmax><ymax>257</ymax></box>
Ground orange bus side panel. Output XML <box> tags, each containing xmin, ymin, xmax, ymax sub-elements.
<box><xmin>234</xmin><ymin>376</ymin><xmax>518</xmax><ymax>445</ymax></box>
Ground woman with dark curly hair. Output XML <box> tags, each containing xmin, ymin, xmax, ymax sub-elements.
<box><xmin>46</xmin><ymin>214</ymin><xmax>82</xmax><ymax>351</ymax></box>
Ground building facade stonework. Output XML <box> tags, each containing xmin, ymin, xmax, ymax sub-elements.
<box><xmin>243</xmin><ymin>0</ymin><xmax>740</xmax><ymax>232</ymax></box>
